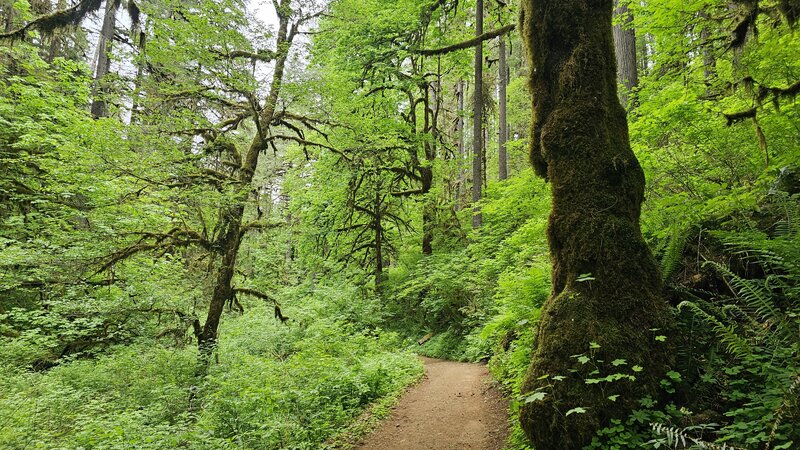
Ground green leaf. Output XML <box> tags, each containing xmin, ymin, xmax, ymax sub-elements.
<box><xmin>565</xmin><ymin>407</ymin><xmax>587</xmax><ymax>416</ymax></box>
<box><xmin>666</xmin><ymin>371</ymin><xmax>682</xmax><ymax>381</ymax></box>
<box><xmin>523</xmin><ymin>392</ymin><xmax>547</xmax><ymax>403</ymax></box>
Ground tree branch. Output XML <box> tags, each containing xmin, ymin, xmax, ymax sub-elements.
<box><xmin>0</xmin><ymin>0</ymin><xmax>103</xmax><ymax>40</ymax></box>
<box><xmin>214</xmin><ymin>49</ymin><xmax>277</xmax><ymax>62</ymax></box>
<box><xmin>414</xmin><ymin>24</ymin><xmax>516</xmax><ymax>56</ymax></box>
<box><xmin>232</xmin><ymin>288</ymin><xmax>288</xmax><ymax>323</ymax></box>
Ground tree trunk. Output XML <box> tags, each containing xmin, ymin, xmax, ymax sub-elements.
<box><xmin>639</xmin><ymin>32</ymin><xmax>650</xmax><ymax>77</ymax></box>
<box><xmin>421</xmin><ymin>165</ymin><xmax>434</xmax><ymax>254</ymax></box>
<box><xmin>519</xmin><ymin>1</ymin><xmax>674</xmax><ymax>448</ymax></box>
<box><xmin>471</xmin><ymin>0</ymin><xmax>483</xmax><ymax>229</ymax></box>
<box><xmin>374</xmin><ymin>187</ymin><xmax>384</xmax><ymax>288</ymax></box>
<box><xmin>130</xmin><ymin>20</ymin><xmax>147</xmax><ymax>123</ymax></box>
<box><xmin>196</xmin><ymin>205</ymin><xmax>242</xmax><ymax>370</ymax></box>
<box><xmin>2</xmin><ymin>1</ymin><xmax>17</xmax><ymax>33</ymax></box>
<box><xmin>699</xmin><ymin>12</ymin><xmax>716</xmax><ymax>83</ymax></box>
<box><xmin>422</xmin><ymin>84</ymin><xmax>435</xmax><ymax>255</ymax></box>
<box><xmin>91</xmin><ymin>0</ymin><xmax>118</xmax><ymax>118</ymax></box>
<box><xmin>455</xmin><ymin>80</ymin><xmax>466</xmax><ymax>210</ymax></box>
<box><xmin>613</xmin><ymin>0</ymin><xmax>638</xmax><ymax>110</ymax></box>
<box><xmin>44</xmin><ymin>0</ymin><xmax>63</xmax><ymax>63</ymax></box>
<box><xmin>483</xmin><ymin>126</ymin><xmax>488</xmax><ymax>189</ymax></box>
<box><xmin>498</xmin><ymin>36</ymin><xmax>508</xmax><ymax>181</ymax></box>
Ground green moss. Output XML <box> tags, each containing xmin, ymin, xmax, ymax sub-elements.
<box><xmin>518</xmin><ymin>0</ymin><xmax>675</xmax><ymax>448</ymax></box>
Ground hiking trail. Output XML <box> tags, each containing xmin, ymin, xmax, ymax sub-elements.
<box><xmin>356</xmin><ymin>356</ymin><xmax>510</xmax><ymax>450</ymax></box>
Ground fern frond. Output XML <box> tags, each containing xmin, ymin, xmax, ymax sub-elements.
<box><xmin>720</xmin><ymin>304</ymin><xmax>761</xmax><ymax>332</ymax></box>
<box><xmin>773</xmin><ymin>192</ymin><xmax>800</xmax><ymax>238</ymax></box>
<box><xmin>661</xmin><ymin>226</ymin><xmax>688</xmax><ymax>282</ymax></box>
<box><xmin>649</xmin><ymin>422</ymin><xmax>744</xmax><ymax>449</ymax></box>
<box><xmin>678</xmin><ymin>301</ymin><xmax>752</xmax><ymax>358</ymax></box>
<box><xmin>706</xmin><ymin>261</ymin><xmax>782</xmax><ymax>325</ymax></box>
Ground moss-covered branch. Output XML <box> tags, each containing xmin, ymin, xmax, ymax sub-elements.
<box><xmin>414</xmin><ymin>24</ymin><xmax>515</xmax><ymax>56</ymax></box>
<box><xmin>0</xmin><ymin>0</ymin><xmax>104</xmax><ymax>40</ymax></box>
<box><xmin>232</xmin><ymin>288</ymin><xmax>288</xmax><ymax>323</ymax></box>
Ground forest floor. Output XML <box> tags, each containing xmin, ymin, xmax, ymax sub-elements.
<box><xmin>356</xmin><ymin>357</ymin><xmax>509</xmax><ymax>450</ymax></box>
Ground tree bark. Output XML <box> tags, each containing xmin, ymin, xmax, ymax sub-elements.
<box><xmin>2</xmin><ymin>0</ymin><xmax>18</xmax><ymax>33</ymax></box>
<box><xmin>455</xmin><ymin>80</ymin><xmax>466</xmax><ymax>210</ymax></box>
<box><xmin>44</xmin><ymin>0</ymin><xmax>64</xmax><ymax>63</ymax></box>
<box><xmin>91</xmin><ymin>0</ymin><xmax>118</xmax><ymax>118</ymax></box>
<box><xmin>699</xmin><ymin>12</ymin><xmax>716</xmax><ymax>83</ymax></box>
<box><xmin>519</xmin><ymin>1</ymin><xmax>674</xmax><ymax>448</ymax></box>
<box><xmin>130</xmin><ymin>19</ymin><xmax>147</xmax><ymax>123</ymax></box>
<box><xmin>498</xmin><ymin>36</ymin><xmax>508</xmax><ymax>181</ymax></box>
<box><xmin>421</xmin><ymin>83</ymin><xmax>435</xmax><ymax>255</ymax></box>
<box><xmin>613</xmin><ymin>0</ymin><xmax>638</xmax><ymax>110</ymax></box>
<box><xmin>374</xmin><ymin>186</ymin><xmax>384</xmax><ymax>288</ymax></box>
<box><xmin>472</xmin><ymin>0</ymin><xmax>483</xmax><ymax>229</ymax></box>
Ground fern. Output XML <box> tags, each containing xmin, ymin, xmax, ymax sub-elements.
<box><xmin>675</xmin><ymin>195</ymin><xmax>800</xmax><ymax>448</ymax></box>
<box><xmin>706</xmin><ymin>261</ymin><xmax>783</xmax><ymax>326</ymax></box>
<box><xmin>661</xmin><ymin>226</ymin><xmax>689</xmax><ymax>282</ymax></box>
<box><xmin>677</xmin><ymin>300</ymin><xmax>752</xmax><ymax>358</ymax></box>
<box><xmin>773</xmin><ymin>192</ymin><xmax>799</xmax><ymax>238</ymax></box>
<box><xmin>649</xmin><ymin>423</ymin><xmax>743</xmax><ymax>449</ymax></box>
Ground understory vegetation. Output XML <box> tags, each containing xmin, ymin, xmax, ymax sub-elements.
<box><xmin>1</xmin><ymin>0</ymin><xmax>798</xmax><ymax>448</ymax></box>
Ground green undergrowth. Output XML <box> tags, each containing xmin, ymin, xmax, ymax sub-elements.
<box><xmin>0</xmin><ymin>300</ymin><xmax>423</xmax><ymax>449</ymax></box>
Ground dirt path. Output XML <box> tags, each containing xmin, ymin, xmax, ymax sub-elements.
<box><xmin>356</xmin><ymin>357</ymin><xmax>509</xmax><ymax>450</ymax></box>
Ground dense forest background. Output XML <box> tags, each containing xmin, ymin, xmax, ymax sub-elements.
<box><xmin>0</xmin><ymin>0</ymin><xmax>798</xmax><ymax>448</ymax></box>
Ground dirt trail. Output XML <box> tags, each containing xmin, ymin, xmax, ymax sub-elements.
<box><xmin>356</xmin><ymin>357</ymin><xmax>509</xmax><ymax>450</ymax></box>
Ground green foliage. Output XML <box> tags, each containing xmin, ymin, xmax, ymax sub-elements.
<box><xmin>377</xmin><ymin>169</ymin><xmax>550</xmax><ymax>358</ymax></box>
<box><xmin>0</xmin><ymin>298</ymin><xmax>423</xmax><ymax>449</ymax></box>
<box><xmin>675</xmin><ymin>197</ymin><xmax>800</xmax><ymax>449</ymax></box>
<box><xmin>588</xmin><ymin>194</ymin><xmax>800</xmax><ymax>449</ymax></box>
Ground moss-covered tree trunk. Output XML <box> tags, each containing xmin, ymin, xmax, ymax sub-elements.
<box><xmin>518</xmin><ymin>1</ymin><xmax>674</xmax><ymax>448</ymax></box>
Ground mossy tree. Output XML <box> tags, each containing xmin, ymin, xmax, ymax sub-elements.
<box><xmin>518</xmin><ymin>0</ymin><xmax>674</xmax><ymax>448</ymax></box>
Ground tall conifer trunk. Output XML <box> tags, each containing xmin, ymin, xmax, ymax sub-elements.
<box><xmin>498</xmin><ymin>36</ymin><xmax>508</xmax><ymax>181</ymax></box>
<box><xmin>91</xmin><ymin>0</ymin><xmax>119</xmax><ymax>118</ymax></box>
<box><xmin>421</xmin><ymin>83</ymin><xmax>435</xmax><ymax>255</ymax></box>
<box><xmin>471</xmin><ymin>0</ymin><xmax>483</xmax><ymax>228</ymax></box>
<box><xmin>613</xmin><ymin>0</ymin><xmax>638</xmax><ymax>109</ymax></box>
<box><xmin>519</xmin><ymin>1</ymin><xmax>673</xmax><ymax>448</ymax></box>
<box><xmin>455</xmin><ymin>80</ymin><xmax>466</xmax><ymax>210</ymax></box>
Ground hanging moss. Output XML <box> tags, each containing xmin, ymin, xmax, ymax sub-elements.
<box><xmin>518</xmin><ymin>0</ymin><xmax>675</xmax><ymax>448</ymax></box>
<box><xmin>0</xmin><ymin>0</ymin><xmax>104</xmax><ymax>41</ymax></box>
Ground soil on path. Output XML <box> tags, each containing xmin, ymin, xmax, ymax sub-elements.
<box><xmin>356</xmin><ymin>357</ymin><xmax>510</xmax><ymax>450</ymax></box>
